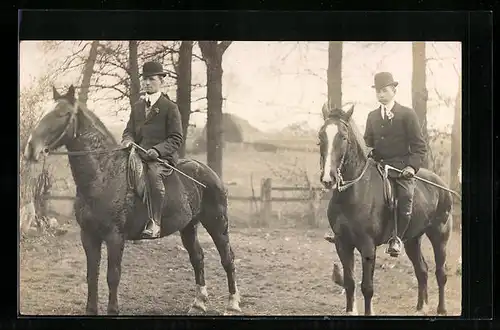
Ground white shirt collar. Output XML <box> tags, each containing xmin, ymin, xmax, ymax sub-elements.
<box><xmin>146</xmin><ymin>91</ymin><xmax>162</xmax><ymax>106</ymax></box>
<box><xmin>380</xmin><ymin>99</ymin><xmax>395</xmax><ymax>118</ymax></box>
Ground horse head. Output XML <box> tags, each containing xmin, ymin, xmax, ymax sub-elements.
<box><xmin>23</xmin><ymin>85</ymin><xmax>80</xmax><ymax>162</ymax></box>
<box><xmin>318</xmin><ymin>102</ymin><xmax>355</xmax><ymax>189</ymax></box>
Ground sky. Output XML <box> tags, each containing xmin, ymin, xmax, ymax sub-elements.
<box><xmin>19</xmin><ymin>41</ymin><xmax>461</xmax><ymax>134</ymax></box>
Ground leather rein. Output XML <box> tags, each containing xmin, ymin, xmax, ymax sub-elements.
<box><xmin>323</xmin><ymin>118</ymin><xmax>370</xmax><ymax>193</ymax></box>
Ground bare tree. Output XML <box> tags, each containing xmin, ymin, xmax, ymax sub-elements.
<box><xmin>128</xmin><ymin>41</ymin><xmax>141</xmax><ymax>107</ymax></box>
<box><xmin>328</xmin><ymin>42</ymin><xmax>342</xmax><ymax>108</ymax></box>
<box><xmin>175</xmin><ymin>41</ymin><xmax>194</xmax><ymax>158</ymax></box>
<box><xmin>412</xmin><ymin>41</ymin><xmax>430</xmax><ymax>168</ymax></box>
<box><xmin>199</xmin><ymin>41</ymin><xmax>232</xmax><ymax>178</ymax></box>
<box><xmin>78</xmin><ymin>41</ymin><xmax>100</xmax><ymax>105</ymax></box>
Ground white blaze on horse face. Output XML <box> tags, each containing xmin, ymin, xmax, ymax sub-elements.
<box><xmin>322</xmin><ymin>123</ymin><xmax>338</xmax><ymax>183</ymax></box>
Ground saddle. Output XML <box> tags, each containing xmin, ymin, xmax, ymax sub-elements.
<box><xmin>375</xmin><ymin>162</ymin><xmax>397</xmax><ymax>211</ymax></box>
<box><xmin>126</xmin><ymin>147</ymin><xmax>172</xmax><ymax>202</ymax></box>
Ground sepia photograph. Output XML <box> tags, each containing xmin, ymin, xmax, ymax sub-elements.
<box><xmin>19</xmin><ymin>40</ymin><xmax>462</xmax><ymax>316</ymax></box>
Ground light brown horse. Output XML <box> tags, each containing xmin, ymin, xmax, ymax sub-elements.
<box><xmin>318</xmin><ymin>105</ymin><xmax>453</xmax><ymax>316</ymax></box>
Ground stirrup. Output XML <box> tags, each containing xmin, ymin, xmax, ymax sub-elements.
<box><xmin>141</xmin><ymin>220</ymin><xmax>161</xmax><ymax>238</ymax></box>
<box><xmin>385</xmin><ymin>236</ymin><xmax>403</xmax><ymax>257</ymax></box>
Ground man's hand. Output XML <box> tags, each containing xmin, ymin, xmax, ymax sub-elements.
<box><xmin>400</xmin><ymin>166</ymin><xmax>415</xmax><ymax>179</ymax></box>
<box><xmin>146</xmin><ymin>148</ymin><xmax>160</xmax><ymax>160</ymax></box>
<box><xmin>122</xmin><ymin>140</ymin><xmax>133</xmax><ymax>148</ymax></box>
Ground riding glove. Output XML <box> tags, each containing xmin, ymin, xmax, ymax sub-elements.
<box><xmin>146</xmin><ymin>148</ymin><xmax>160</xmax><ymax>160</ymax></box>
<box><xmin>122</xmin><ymin>140</ymin><xmax>133</xmax><ymax>148</ymax></box>
<box><xmin>400</xmin><ymin>166</ymin><xmax>415</xmax><ymax>179</ymax></box>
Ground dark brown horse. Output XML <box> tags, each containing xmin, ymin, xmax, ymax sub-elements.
<box><xmin>318</xmin><ymin>105</ymin><xmax>453</xmax><ymax>316</ymax></box>
<box><xmin>23</xmin><ymin>85</ymin><xmax>241</xmax><ymax>315</ymax></box>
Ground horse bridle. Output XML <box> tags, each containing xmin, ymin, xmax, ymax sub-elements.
<box><xmin>44</xmin><ymin>103</ymin><xmax>79</xmax><ymax>153</ymax></box>
<box><xmin>44</xmin><ymin>101</ymin><xmax>127</xmax><ymax>156</ymax></box>
<box><xmin>322</xmin><ymin>118</ymin><xmax>370</xmax><ymax>193</ymax></box>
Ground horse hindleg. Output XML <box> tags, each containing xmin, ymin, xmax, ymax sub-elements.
<box><xmin>360</xmin><ymin>242</ymin><xmax>376</xmax><ymax>316</ymax></box>
<box><xmin>334</xmin><ymin>238</ymin><xmax>357</xmax><ymax>315</ymax></box>
<box><xmin>81</xmin><ymin>229</ymin><xmax>102</xmax><ymax>315</ymax></box>
<box><xmin>426</xmin><ymin>223</ymin><xmax>451</xmax><ymax>315</ymax></box>
<box><xmin>204</xmin><ymin>215</ymin><xmax>241</xmax><ymax>315</ymax></box>
<box><xmin>180</xmin><ymin>223</ymin><xmax>209</xmax><ymax>314</ymax></box>
<box><xmin>404</xmin><ymin>236</ymin><xmax>429</xmax><ymax>314</ymax></box>
<box><xmin>105</xmin><ymin>231</ymin><xmax>125</xmax><ymax>315</ymax></box>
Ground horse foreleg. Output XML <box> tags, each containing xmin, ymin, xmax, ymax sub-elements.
<box><xmin>404</xmin><ymin>237</ymin><xmax>429</xmax><ymax>314</ymax></box>
<box><xmin>180</xmin><ymin>223</ymin><xmax>208</xmax><ymax>314</ymax></box>
<box><xmin>334</xmin><ymin>237</ymin><xmax>357</xmax><ymax>315</ymax></box>
<box><xmin>104</xmin><ymin>231</ymin><xmax>125</xmax><ymax>315</ymax></box>
<box><xmin>80</xmin><ymin>229</ymin><xmax>102</xmax><ymax>315</ymax></box>
<box><xmin>360</xmin><ymin>242</ymin><xmax>376</xmax><ymax>316</ymax></box>
<box><xmin>205</xmin><ymin>216</ymin><xmax>241</xmax><ymax>315</ymax></box>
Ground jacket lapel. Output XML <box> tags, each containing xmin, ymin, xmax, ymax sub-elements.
<box><xmin>144</xmin><ymin>96</ymin><xmax>161</xmax><ymax>123</ymax></box>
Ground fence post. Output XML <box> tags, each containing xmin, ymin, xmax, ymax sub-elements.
<box><xmin>308</xmin><ymin>188</ymin><xmax>317</xmax><ymax>227</ymax></box>
<box><xmin>260</xmin><ymin>178</ymin><xmax>272</xmax><ymax>225</ymax></box>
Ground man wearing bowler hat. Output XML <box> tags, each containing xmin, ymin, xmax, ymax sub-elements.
<box><xmin>363</xmin><ymin>72</ymin><xmax>427</xmax><ymax>257</ymax></box>
<box><xmin>122</xmin><ymin>61</ymin><xmax>183</xmax><ymax>239</ymax></box>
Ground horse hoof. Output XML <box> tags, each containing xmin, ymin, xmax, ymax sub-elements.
<box><xmin>416</xmin><ymin>304</ymin><xmax>429</xmax><ymax>315</ymax></box>
<box><xmin>187</xmin><ymin>305</ymin><xmax>207</xmax><ymax>315</ymax></box>
<box><xmin>437</xmin><ymin>308</ymin><xmax>447</xmax><ymax>316</ymax></box>
<box><xmin>222</xmin><ymin>306</ymin><xmax>242</xmax><ymax>316</ymax></box>
<box><xmin>107</xmin><ymin>308</ymin><xmax>119</xmax><ymax>316</ymax></box>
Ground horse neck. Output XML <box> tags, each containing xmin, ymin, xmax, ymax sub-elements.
<box><xmin>65</xmin><ymin>111</ymin><xmax>120</xmax><ymax>195</ymax></box>
<box><xmin>341</xmin><ymin>137</ymin><xmax>368</xmax><ymax>182</ymax></box>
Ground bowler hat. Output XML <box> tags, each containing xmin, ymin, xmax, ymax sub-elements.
<box><xmin>141</xmin><ymin>61</ymin><xmax>167</xmax><ymax>78</ymax></box>
<box><xmin>372</xmin><ymin>72</ymin><xmax>398</xmax><ymax>90</ymax></box>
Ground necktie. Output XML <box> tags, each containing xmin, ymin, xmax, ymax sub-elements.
<box><xmin>384</xmin><ymin>105</ymin><xmax>393</xmax><ymax>121</ymax></box>
<box><xmin>145</xmin><ymin>96</ymin><xmax>151</xmax><ymax>117</ymax></box>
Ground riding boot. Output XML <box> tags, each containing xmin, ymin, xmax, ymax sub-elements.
<box><xmin>387</xmin><ymin>207</ymin><xmax>412</xmax><ymax>257</ymax></box>
<box><xmin>142</xmin><ymin>170</ymin><xmax>165</xmax><ymax>239</ymax></box>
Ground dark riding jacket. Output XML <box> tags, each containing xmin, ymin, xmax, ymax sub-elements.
<box><xmin>122</xmin><ymin>93</ymin><xmax>183</xmax><ymax>166</ymax></box>
<box><xmin>363</xmin><ymin>102</ymin><xmax>427</xmax><ymax>176</ymax></box>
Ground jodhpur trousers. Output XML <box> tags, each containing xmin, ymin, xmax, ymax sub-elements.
<box><xmin>394</xmin><ymin>176</ymin><xmax>417</xmax><ymax>221</ymax></box>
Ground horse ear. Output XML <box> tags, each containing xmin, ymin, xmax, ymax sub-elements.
<box><xmin>321</xmin><ymin>102</ymin><xmax>330</xmax><ymax>120</ymax></box>
<box><xmin>345</xmin><ymin>104</ymin><xmax>354</xmax><ymax>120</ymax></box>
<box><xmin>66</xmin><ymin>85</ymin><xmax>76</xmax><ymax>104</ymax></box>
<box><xmin>52</xmin><ymin>86</ymin><xmax>61</xmax><ymax>100</ymax></box>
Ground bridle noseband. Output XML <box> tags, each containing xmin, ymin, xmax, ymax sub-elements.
<box><xmin>322</xmin><ymin>118</ymin><xmax>370</xmax><ymax>193</ymax></box>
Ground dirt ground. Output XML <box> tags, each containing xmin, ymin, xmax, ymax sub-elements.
<box><xmin>19</xmin><ymin>222</ymin><xmax>462</xmax><ymax>316</ymax></box>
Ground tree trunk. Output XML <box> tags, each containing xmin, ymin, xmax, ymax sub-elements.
<box><xmin>78</xmin><ymin>40</ymin><xmax>99</xmax><ymax>105</ymax></box>
<box><xmin>128</xmin><ymin>41</ymin><xmax>141</xmax><ymax>108</ymax></box>
<box><xmin>412</xmin><ymin>41</ymin><xmax>430</xmax><ymax>168</ymax></box>
<box><xmin>450</xmin><ymin>74</ymin><xmax>462</xmax><ymax>190</ymax></box>
<box><xmin>176</xmin><ymin>41</ymin><xmax>193</xmax><ymax>158</ymax></box>
<box><xmin>199</xmin><ymin>41</ymin><xmax>232</xmax><ymax>179</ymax></box>
<box><xmin>327</xmin><ymin>41</ymin><xmax>342</xmax><ymax>108</ymax></box>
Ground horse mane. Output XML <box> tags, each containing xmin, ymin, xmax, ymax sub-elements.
<box><xmin>77</xmin><ymin>102</ymin><xmax>118</xmax><ymax>145</ymax></box>
<box><xmin>346</xmin><ymin>117</ymin><xmax>369</xmax><ymax>158</ymax></box>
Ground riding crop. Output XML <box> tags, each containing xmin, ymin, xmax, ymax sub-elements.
<box><xmin>384</xmin><ymin>164</ymin><xmax>461</xmax><ymax>201</ymax></box>
<box><xmin>131</xmin><ymin>142</ymin><xmax>207</xmax><ymax>188</ymax></box>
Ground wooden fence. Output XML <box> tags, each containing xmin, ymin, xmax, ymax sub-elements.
<box><xmin>45</xmin><ymin>177</ymin><xmax>328</xmax><ymax>226</ymax></box>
